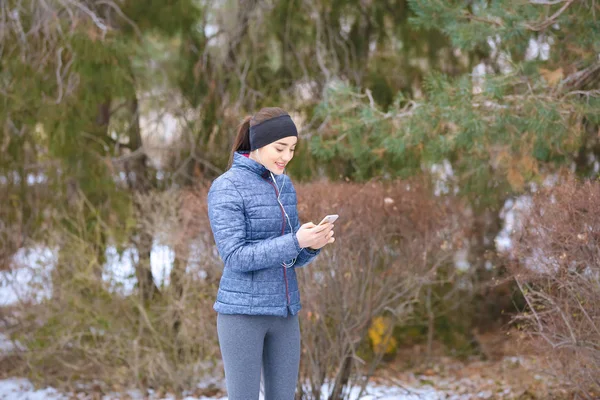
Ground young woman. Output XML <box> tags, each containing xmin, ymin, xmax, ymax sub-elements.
<box><xmin>207</xmin><ymin>107</ymin><xmax>335</xmax><ymax>399</ymax></box>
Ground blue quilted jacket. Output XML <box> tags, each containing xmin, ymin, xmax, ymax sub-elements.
<box><xmin>207</xmin><ymin>152</ymin><xmax>321</xmax><ymax>316</ymax></box>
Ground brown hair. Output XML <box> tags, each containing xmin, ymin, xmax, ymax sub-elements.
<box><xmin>228</xmin><ymin>107</ymin><xmax>288</xmax><ymax>168</ymax></box>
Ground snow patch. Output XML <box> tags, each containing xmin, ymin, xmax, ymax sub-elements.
<box><xmin>0</xmin><ymin>333</ymin><xmax>26</xmax><ymax>354</ymax></box>
<box><xmin>0</xmin><ymin>378</ymin><xmax>452</xmax><ymax>400</ymax></box>
<box><xmin>495</xmin><ymin>196</ymin><xmax>533</xmax><ymax>253</ymax></box>
<box><xmin>430</xmin><ymin>159</ymin><xmax>457</xmax><ymax>196</ymax></box>
<box><xmin>0</xmin><ymin>241</ymin><xmax>178</xmax><ymax>306</ymax></box>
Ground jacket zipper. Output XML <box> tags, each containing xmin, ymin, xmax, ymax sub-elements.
<box><xmin>266</xmin><ymin>178</ymin><xmax>291</xmax><ymax>307</ymax></box>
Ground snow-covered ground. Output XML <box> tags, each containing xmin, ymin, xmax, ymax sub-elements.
<box><xmin>0</xmin><ymin>328</ymin><xmax>506</xmax><ymax>399</ymax></box>
<box><xmin>0</xmin><ymin>376</ymin><xmax>494</xmax><ymax>400</ymax></box>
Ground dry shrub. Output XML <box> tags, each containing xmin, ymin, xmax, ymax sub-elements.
<box><xmin>4</xmin><ymin>178</ymin><xmax>468</xmax><ymax>398</ymax></box>
<box><xmin>4</xmin><ymin>186</ymin><xmax>223</xmax><ymax>393</ymax></box>
<box><xmin>508</xmin><ymin>176</ymin><xmax>600</xmax><ymax>398</ymax></box>
<box><xmin>294</xmin><ymin>178</ymin><xmax>468</xmax><ymax>399</ymax></box>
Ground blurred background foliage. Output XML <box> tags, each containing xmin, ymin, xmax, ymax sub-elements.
<box><xmin>1</xmin><ymin>0</ymin><xmax>599</xmax><ymax>397</ymax></box>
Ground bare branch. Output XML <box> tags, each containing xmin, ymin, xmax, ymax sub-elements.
<box><xmin>559</xmin><ymin>60</ymin><xmax>600</xmax><ymax>93</ymax></box>
<box><xmin>111</xmin><ymin>146</ymin><xmax>147</xmax><ymax>164</ymax></box>
<box><xmin>310</xmin><ymin>1</ymin><xmax>332</xmax><ymax>82</ymax></box>
<box><xmin>96</xmin><ymin>0</ymin><xmax>142</xmax><ymax>38</ymax></box>
<box><xmin>55</xmin><ymin>47</ymin><xmax>64</xmax><ymax>104</ymax></box>
<box><xmin>463</xmin><ymin>11</ymin><xmax>505</xmax><ymax>27</ymax></box>
<box><xmin>565</xmin><ymin>89</ymin><xmax>600</xmax><ymax>97</ymax></box>
<box><xmin>1</xmin><ymin>0</ymin><xmax>140</xmax><ymax>104</ymax></box>
<box><xmin>525</xmin><ymin>0</ymin><xmax>576</xmax><ymax>31</ymax></box>
<box><xmin>63</xmin><ymin>0</ymin><xmax>108</xmax><ymax>34</ymax></box>
<box><xmin>461</xmin><ymin>0</ymin><xmax>576</xmax><ymax>32</ymax></box>
<box><xmin>530</xmin><ymin>0</ymin><xmax>570</xmax><ymax>5</ymax></box>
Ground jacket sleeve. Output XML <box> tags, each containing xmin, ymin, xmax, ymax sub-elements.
<box><xmin>208</xmin><ymin>177</ymin><xmax>302</xmax><ymax>273</ymax></box>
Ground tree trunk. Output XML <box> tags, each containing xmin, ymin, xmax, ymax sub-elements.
<box><xmin>124</xmin><ymin>93</ymin><xmax>160</xmax><ymax>302</ymax></box>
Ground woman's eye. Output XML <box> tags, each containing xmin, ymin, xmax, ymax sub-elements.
<box><xmin>276</xmin><ymin>148</ymin><xmax>284</xmax><ymax>152</ymax></box>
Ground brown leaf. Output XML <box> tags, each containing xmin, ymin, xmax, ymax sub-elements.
<box><xmin>518</xmin><ymin>155</ymin><xmax>539</xmax><ymax>177</ymax></box>
<box><xmin>372</xmin><ymin>148</ymin><xmax>386</xmax><ymax>158</ymax></box>
<box><xmin>507</xmin><ymin>167</ymin><xmax>525</xmax><ymax>191</ymax></box>
<box><xmin>539</xmin><ymin>67</ymin><xmax>564</xmax><ymax>86</ymax></box>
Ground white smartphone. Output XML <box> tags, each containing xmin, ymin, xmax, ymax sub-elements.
<box><xmin>318</xmin><ymin>214</ymin><xmax>339</xmax><ymax>226</ymax></box>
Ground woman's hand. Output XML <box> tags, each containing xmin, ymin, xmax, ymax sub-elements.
<box><xmin>296</xmin><ymin>222</ymin><xmax>335</xmax><ymax>250</ymax></box>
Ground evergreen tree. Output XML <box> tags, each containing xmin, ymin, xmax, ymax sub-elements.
<box><xmin>312</xmin><ymin>0</ymin><xmax>600</xmax><ymax>205</ymax></box>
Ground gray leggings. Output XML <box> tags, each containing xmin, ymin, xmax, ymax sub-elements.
<box><xmin>217</xmin><ymin>313</ymin><xmax>300</xmax><ymax>400</ymax></box>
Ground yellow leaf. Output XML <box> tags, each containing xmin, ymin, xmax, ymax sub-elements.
<box><xmin>368</xmin><ymin>316</ymin><xmax>397</xmax><ymax>355</ymax></box>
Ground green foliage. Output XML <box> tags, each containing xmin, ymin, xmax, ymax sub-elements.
<box><xmin>312</xmin><ymin>74</ymin><xmax>593</xmax><ymax>207</ymax></box>
<box><xmin>2</xmin><ymin>0</ymin><xmax>600</xmax><ymax>392</ymax></box>
<box><xmin>121</xmin><ymin>0</ymin><xmax>199</xmax><ymax>36</ymax></box>
<box><xmin>311</xmin><ymin>0</ymin><xmax>599</xmax><ymax>206</ymax></box>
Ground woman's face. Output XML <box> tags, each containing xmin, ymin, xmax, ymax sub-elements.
<box><xmin>252</xmin><ymin>136</ymin><xmax>298</xmax><ymax>175</ymax></box>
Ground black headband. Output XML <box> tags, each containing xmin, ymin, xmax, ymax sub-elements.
<box><xmin>249</xmin><ymin>114</ymin><xmax>298</xmax><ymax>151</ymax></box>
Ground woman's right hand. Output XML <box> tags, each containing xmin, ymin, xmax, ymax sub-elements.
<box><xmin>296</xmin><ymin>222</ymin><xmax>335</xmax><ymax>250</ymax></box>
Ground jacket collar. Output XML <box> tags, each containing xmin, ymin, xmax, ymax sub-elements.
<box><xmin>232</xmin><ymin>151</ymin><xmax>271</xmax><ymax>179</ymax></box>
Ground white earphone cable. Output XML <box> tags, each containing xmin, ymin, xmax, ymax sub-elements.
<box><xmin>271</xmin><ymin>170</ymin><xmax>298</xmax><ymax>269</ymax></box>
<box><xmin>256</xmin><ymin>150</ymin><xmax>299</xmax><ymax>269</ymax></box>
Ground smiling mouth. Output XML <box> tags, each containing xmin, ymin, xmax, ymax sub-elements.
<box><xmin>276</xmin><ymin>163</ymin><xmax>286</xmax><ymax>169</ymax></box>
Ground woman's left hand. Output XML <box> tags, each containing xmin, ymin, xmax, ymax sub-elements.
<box><xmin>308</xmin><ymin>223</ymin><xmax>335</xmax><ymax>250</ymax></box>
